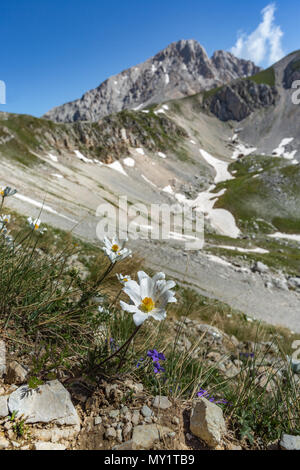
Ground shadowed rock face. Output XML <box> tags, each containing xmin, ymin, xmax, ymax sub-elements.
<box><xmin>207</xmin><ymin>80</ymin><xmax>278</xmax><ymax>121</ymax></box>
<box><xmin>283</xmin><ymin>54</ymin><xmax>300</xmax><ymax>89</ymax></box>
<box><xmin>43</xmin><ymin>39</ymin><xmax>260</xmax><ymax>123</ymax></box>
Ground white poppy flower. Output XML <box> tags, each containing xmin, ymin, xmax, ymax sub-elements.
<box><xmin>120</xmin><ymin>271</ymin><xmax>176</xmax><ymax>326</ymax></box>
<box><xmin>27</xmin><ymin>217</ymin><xmax>47</xmax><ymax>234</ymax></box>
<box><xmin>0</xmin><ymin>186</ymin><xmax>17</xmax><ymax>198</ymax></box>
<box><xmin>0</xmin><ymin>214</ymin><xmax>11</xmax><ymax>224</ymax></box>
<box><xmin>102</xmin><ymin>236</ymin><xmax>132</xmax><ymax>263</ymax></box>
<box><xmin>116</xmin><ymin>273</ymin><xmax>132</xmax><ymax>284</ymax></box>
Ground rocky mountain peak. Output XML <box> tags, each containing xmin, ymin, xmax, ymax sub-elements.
<box><xmin>43</xmin><ymin>39</ymin><xmax>260</xmax><ymax>123</ymax></box>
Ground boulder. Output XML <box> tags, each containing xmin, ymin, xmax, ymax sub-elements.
<box><xmin>190</xmin><ymin>398</ymin><xmax>227</xmax><ymax>448</ymax></box>
<box><xmin>280</xmin><ymin>434</ymin><xmax>300</xmax><ymax>451</ymax></box>
<box><xmin>131</xmin><ymin>424</ymin><xmax>172</xmax><ymax>450</ymax></box>
<box><xmin>8</xmin><ymin>380</ymin><xmax>80</xmax><ymax>425</ymax></box>
<box><xmin>5</xmin><ymin>361</ymin><xmax>28</xmax><ymax>385</ymax></box>
<box><xmin>0</xmin><ymin>437</ymin><xmax>10</xmax><ymax>450</ymax></box>
<box><xmin>253</xmin><ymin>261</ymin><xmax>269</xmax><ymax>274</ymax></box>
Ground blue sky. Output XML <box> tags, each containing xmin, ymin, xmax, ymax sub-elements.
<box><xmin>0</xmin><ymin>0</ymin><xmax>299</xmax><ymax>117</ymax></box>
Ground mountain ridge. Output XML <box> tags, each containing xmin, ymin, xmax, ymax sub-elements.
<box><xmin>43</xmin><ymin>39</ymin><xmax>260</xmax><ymax>123</ymax></box>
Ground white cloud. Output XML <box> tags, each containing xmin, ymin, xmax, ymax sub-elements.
<box><xmin>231</xmin><ymin>3</ymin><xmax>284</xmax><ymax>66</ymax></box>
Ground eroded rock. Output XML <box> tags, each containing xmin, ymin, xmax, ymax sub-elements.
<box><xmin>190</xmin><ymin>398</ymin><xmax>227</xmax><ymax>448</ymax></box>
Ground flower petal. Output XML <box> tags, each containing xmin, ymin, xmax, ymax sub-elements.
<box><xmin>133</xmin><ymin>311</ymin><xmax>148</xmax><ymax>326</ymax></box>
<box><xmin>150</xmin><ymin>308</ymin><xmax>167</xmax><ymax>322</ymax></box>
<box><xmin>120</xmin><ymin>301</ymin><xmax>139</xmax><ymax>313</ymax></box>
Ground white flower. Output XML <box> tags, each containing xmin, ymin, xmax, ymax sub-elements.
<box><xmin>0</xmin><ymin>186</ymin><xmax>17</xmax><ymax>198</ymax></box>
<box><xmin>102</xmin><ymin>236</ymin><xmax>132</xmax><ymax>263</ymax></box>
<box><xmin>116</xmin><ymin>273</ymin><xmax>132</xmax><ymax>284</ymax></box>
<box><xmin>0</xmin><ymin>214</ymin><xmax>11</xmax><ymax>224</ymax></box>
<box><xmin>27</xmin><ymin>217</ymin><xmax>47</xmax><ymax>234</ymax></box>
<box><xmin>120</xmin><ymin>271</ymin><xmax>176</xmax><ymax>326</ymax></box>
<box><xmin>98</xmin><ymin>305</ymin><xmax>110</xmax><ymax>315</ymax></box>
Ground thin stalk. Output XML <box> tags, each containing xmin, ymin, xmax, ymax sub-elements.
<box><xmin>98</xmin><ymin>325</ymin><xmax>141</xmax><ymax>368</ymax></box>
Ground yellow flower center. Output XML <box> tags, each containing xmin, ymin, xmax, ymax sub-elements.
<box><xmin>112</xmin><ymin>244</ymin><xmax>119</xmax><ymax>252</ymax></box>
<box><xmin>141</xmin><ymin>297</ymin><xmax>155</xmax><ymax>313</ymax></box>
<box><xmin>34</xmin><ymin>223</ymin><xmax>39</xmax><ymax>230</ymax></box>
<box><xmin>0</xmin><ymin>190</ymin><xmax>4</xmax><ymax>196</ymax></box>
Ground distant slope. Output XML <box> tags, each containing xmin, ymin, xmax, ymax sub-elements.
<box><xmin>43</xmin><ymin>39</ymin><xmax>259</xmax><ymax>123</ymax></box>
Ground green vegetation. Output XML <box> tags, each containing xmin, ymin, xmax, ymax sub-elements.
<box><xmin>247</xmin><ymin>67</ymin><xmax>276</xmax><ymax>87</ymax></box>
<box><xmin>215</xmin><ymin>155</ymin><xmax>300</xmax><ymax>235</ymax></box>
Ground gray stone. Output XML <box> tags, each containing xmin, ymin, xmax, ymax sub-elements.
<box><xmin>30</xmin><ymin>425</ymin><xmax>80</xmax><ymax>443</ymax></box>
<box><xmin>5</xmin><ymin>361</ymin><xmax>28</xmax><ymax>385</ymax></box>
<box><xmin>34</xmin><ymin>441</ymin><xmax>66</xmax><ymax>451</ymax></box>
<box><xmin>109</xmin><ymin>409</ymin><xmax>120</xmax><ymax>419</ymax></box>
<box><xmin>0</xmin><ymin>394</ymin><xmax>9</xmax><ymax>418</ymax></box>
<box><xmin>288</xmin><ymin>277</ymin><xmax>300</xmax><ymax>289</ymax></box>
<box><xmin>132</xmin><ymin>424</ymin><xmax>172</xmax><ymax>450</ymax></box>
<box><xmin>254</xmin><ymin>261</ymin><xmax>269</xmax><ymax>274</ymax></box>
<box><xmin>0</xmin><ymin>341</ymin><xmax>6</xmax><ymax>377</ymax></box>
<box><xmin>105</xmin><ymin>427</ymin><xmax>117</xmax><ymax>440</ymax></box>
<box><xmin>8</xmin><ymin>380</ymin><xmax>80</xmax><ymax>425</ymax></box>
<box><xmin>116</xmin><ymin>429</ymin><xmax>123</xmax><ymax>443</ymax></box>
<box><xmin>94</xmin><ymin>416</ymin><xmax>102</xmax><ymax>425</ymax></box>
<box><xmin>131</xmin><ymin>410</ymin><xmax>140</xmax><ymax>426</ymax></box>
<box><xmin>280</xmin><ymin>434</ymin><xmax>300</xmax><ymax>450</ymax></box>
<box><xmin>196</xmin><ymin>324</ymin><xmax>225</xmax><ymax>342</ymax></box>
<box><xmin>123</xmin><ymin>422</ymin><xmax>133</xmax><ymax>440</ymax></box>
<box><xmin>141</xmin><ymin>405</ymin><xmax>153</xmax><ymax>418</ymax></box>
<box><xmin>0</xmin><ymin>437</ymin><xmax>10</xmax><ymax>450</ymax></box>
<box><xmin>152</xmin><ymin>396</ymin><xmax>172</xmax><ymax>410</ymax></box>
<box><xmin>190</xmin><ymin>398</ymin><xmax>227</xmax><ymax>448</ymax></box>
<box><xmin>113</xmin><ymin>440</ymin><xmax>136</xmax><ymax>450</ymax></box>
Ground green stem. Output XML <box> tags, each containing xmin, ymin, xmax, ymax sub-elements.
<box><xmin>98</xmin><ymin>325</ymin><xmax>141</xmax><ymax>368</ymax></box>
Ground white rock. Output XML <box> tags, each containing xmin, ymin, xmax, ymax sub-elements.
<box><xmin>152</xmin><ymin>396</ymin><xmax>172</xmax><ymax>410</ymax></box>
<box><xmin>280</xmin><ymin>434</ymin><xmax>300</xmax><ymax>450</ymax></box>
<box><xmin>0</xmin><ymin>341</ymin><xmax>6</xmax><ymax>377</ymax></box>
<box><xmin>30</xmin><ymin>425</ymin><xmax>80</xmax><ymax>443</ymax></box>
<box><xmin>190</xmin><ymin>398</ymin><xmax>227</xmax><ymax>448</ymax></box>
<box><xmin>105</xmin><ymin>427</ymin><xmax>117</xmax><ymax>440</ymax></box>
<box><xmin>254</xmin><ymin>261</ymin><xmax>269</xmax><ymax>274</ymax></box>
<box><xmin>8</xmin><ymin>380</ymin><xmax>80</xmax><ymax>425</ymax></box>
<box><xmin>132</xmin><ymin>424</ymin><xmax>171</xmax><ymax>450</ymax></box>
<box><xmin>0</xmin><ymin>437</ymin><xmax>10</xmax><ymax>449</ymax></box>
<box><xmin>141</xmin><ymin>405</ymin><xmax>153</xmax><ymax>417</ymax></box>
<box><xmin>34</xmin><ymin>441</ymin><xmax>66</xmax><ymax>451</ymax></box>
<box><xmin>0</xmin><ymin>394</ymin><xmax>9</xmax><ymax>418</ymax></box>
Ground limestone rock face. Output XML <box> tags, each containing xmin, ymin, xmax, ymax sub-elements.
<box><xmin>206</xmin><ymin>80</ymin><xmax>277</xmax><ymax>122</ymax></box>
<box><xmin>283</xmin><ymin>53</ymin><xmax>300</xmax><ymax>88</ymax></box>
<box><xmin>8</xmin><ymin>380</ymin><xmax>80</xmax><ymax>425</ymax></box>
<box><xmin>43</xmin><ymin>39</ymin><xmax>259</xmax><ymax>123</ymax></box>
<box><xmin>190</xmin><ymin>398</ymin><xmax>227</xmax><ymax>448</ymax></box>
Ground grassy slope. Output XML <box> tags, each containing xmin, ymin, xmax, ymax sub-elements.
<box><xmin>0</xmin><ymin>109</ymin><xmax>187</xmax><ymax>167</ymax></box>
